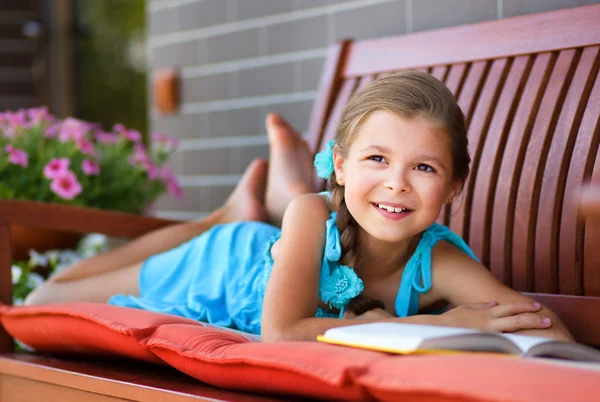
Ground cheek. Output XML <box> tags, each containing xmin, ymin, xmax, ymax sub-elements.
<box><xmin>415</xmin><ymin>180</ymin><xmax>450</xmax><ymax>206</ymax></box>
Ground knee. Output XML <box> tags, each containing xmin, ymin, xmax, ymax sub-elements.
<box><xmin>23</xmin><ymin>281</ymin><xmax>57</xmax><ymax>306</ymax></box>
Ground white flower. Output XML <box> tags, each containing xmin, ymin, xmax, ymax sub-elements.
<box><xmin>27</xmin><ymin>272</ymin><xmax>45</xmax><ymax>289</ymax></box>
<box><xmin>28</xmin><ymin>250</ymin><xmax>48</xmax><ymax>267</ymax></box>
<box><xmin>11</xmin><ymin>265</ymin><xmax>22</xmax><ymax>284</ymax></box>
<box><xmin>78</xmin><ymin>233</ymin><xmax>108</xmax><ymax>257</ymax></box>
<box><xmin>44</xmin><ymin>250</ymin><xmax>61</xmax><ymax>265</ymax></box>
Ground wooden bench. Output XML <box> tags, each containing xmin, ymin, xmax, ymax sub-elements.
<box><xmin>2</xmin><ymin>4</ymin><xmax>600</xmax><ymax>401</ymax></box>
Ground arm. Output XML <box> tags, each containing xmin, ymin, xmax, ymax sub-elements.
<box><xmin>261</xmin><ymin>194</ymin><xmax>445</xmax><ymax>342</ymax></box>
<box><xmin>431</xmin><ymin>241</ymin><xmax>574</xmax><ymax>342</ymax></box>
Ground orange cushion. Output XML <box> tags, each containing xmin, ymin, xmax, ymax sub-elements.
<box><xmin>138</xmin><ymin>323</ymin><xmax>380</xmax><ymax>401</ymax></box>
<box><xmin>2</xmin><ymin>303</ymin><xmax>600</xmax><ymax>402</ymax></box>
<box><xmin>0</xmin><ymin>302</ymin><xmax>203</xmax><ymax>363</ymax></box>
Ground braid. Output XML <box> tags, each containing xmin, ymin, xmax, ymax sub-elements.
<box><xmin>327</xmin><ymin>176</ymin><xmax>386</xmax><ymax>316</ymax></box>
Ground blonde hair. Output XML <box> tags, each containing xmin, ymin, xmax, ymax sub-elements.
<box><xmin>328</xmin><ymin>71</ymin><xmax>471</xmax><ymax>315</ymax></box>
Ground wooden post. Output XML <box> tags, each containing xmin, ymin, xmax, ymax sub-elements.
<box><xmin>0</xmin><ymin>217</ymin><xmax>14</xmax><ymax>353</ymax></box>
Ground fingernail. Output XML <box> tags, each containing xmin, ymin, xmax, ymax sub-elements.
<box><xmin>533</xmin><ymin>302</ymin><xmax>541</xmax><ymax>308</ymax></box>
<box><xmin>543</xmin><ymin>317</ymin><xmax>551</xmax><ymax>324</ymax></box>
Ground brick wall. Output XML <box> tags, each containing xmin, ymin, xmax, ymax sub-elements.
<box><xmin>147</xmin><ymin>0</ymin><xmax>599</xmax><ymax>220</ymax></box>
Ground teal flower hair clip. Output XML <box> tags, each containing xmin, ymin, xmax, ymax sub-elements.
<box><xmin>313</xmin><ymin>140</ymin><xmax>335</xmax><ymax>179</ymax></box>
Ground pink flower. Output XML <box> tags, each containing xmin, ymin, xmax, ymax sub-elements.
<box><xmin>95</xmin><ymin>131</ymin><xmax>119</xmax><ymax>144</ymax></box>
<box><xmin>43</xmin><ymin>158</ymin><xmax>70</xmax><ymax>179</ymax></box>
<box><xmin>44</xmin><ymin>125</ymin><xmax>59</xmax><ymax>138</ymax></box>
<box><xmin>27</xmin><ymin>107</ymin><xmax>52</xmax><ymax>125</ymax></box>
<box><xmin>50</xmin><ymin>170</ymin><xmax>82</xmax><ymax>200</ymax></box>
<box><xmin>76</xmin><ymin>137</ymin><xmax>96</xmax><ymax>157</ymax></box>
<box><xmin>81</xmin><ymin>159</ymin><xmax>100</xmax><ymax>175</ymax></box>
<box><xmin>113</xmin><ymin>123</ymin><xmax>126</xmax><ymax>134</ymax></box>
<box><xmin>160</xmin><ymin>168</ymin><xmax>184</xmax><ymax>200</ymax></box>
<box><xmin>123</xmin><ymin>129</ymin><xmax>142</xmax><ymax>143</ymax></box>
<box><xmin>152</xmin><ymin>132</ymin><xmax>178</xmax><ymax>148</ymax></box>
<box><xmin>5</xmin><ymin>145</ymin><xmax>28</xmax><ymax>167</ymax></box>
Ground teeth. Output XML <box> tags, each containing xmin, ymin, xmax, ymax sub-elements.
<box><xmin>377</xmin><ymin>203</ymin><xmax>410</xmax><ymax>213</ymax></box>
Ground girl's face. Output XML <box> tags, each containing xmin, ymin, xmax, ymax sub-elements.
<box><xmin>334</xmin><ymin>110</ymin><xmax>460</xmax><ymax>244</ymax></box>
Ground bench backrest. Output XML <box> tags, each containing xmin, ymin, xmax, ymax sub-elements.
<box><xmin>308</xmin><ymin>4</ymin><xmax>600</xmax><ymax>345</ymax></box>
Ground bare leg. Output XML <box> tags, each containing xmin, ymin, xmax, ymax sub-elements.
<box><xmin>264</xmin><ymin>113</ymin><xmax>315</xmax><ymax>227</ymax></box>
<box><xmin>24</xmin><ymin>159</ymin><xmax>269</xmax><ymax>305</ymax></box>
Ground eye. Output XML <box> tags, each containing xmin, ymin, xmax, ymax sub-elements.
<box><xmin>367</xmin><ymin>155</ymin><xmax>385</xmax><ymax>163</ymax></box>
<box><xmin>415</xmin><ymin>163</ymin><xmax>435</xmax><ymax>173</ymax></box>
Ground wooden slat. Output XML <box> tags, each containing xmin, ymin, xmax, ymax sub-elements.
<box><xmin>535</xmin><ymin>47</ymin><xmax>600</xmax><ymax>295</ymax></box>
<box><xmin>0</xmin><ymin>200</ymin><xmax>180</xmax><ymax>238</ymax></box>
<box><xmin>470</xmin><ymin>56</ymin><xmax>530</xmax><ymax>268</ymax></box>
<box><xmin>449</xmin><ymin>62</ymin><xmax>488</xmax><ymax>238</ymax></box>
<box><xmin>307</xmin><ymin>40</ymin><xmax>351</xmax><ymax>155</ymax></box>
<box><xmin>533</xmin><ymin>49</ymin><xmax>586</xmax><ymax>294</ymax></box>
<box><xmin>313</xmin><ymin>78</ymin><xmax>358</xmax><ymax>191</ymax></box>
<box><xmin>489</xmin><ymin>53</ymin><xmax>553</xmax><ymax>289</ymax></box>
<box><xmin>457</xmin><ymin>59</ymin><xmax>507</xmax><ymax>253</ymax></box>
<box><xmin>524</xmin><ymin>294</ymin><xmax>600</xmax><ymax>346</ymax></box>
<box><xmin>354</xmin><ymin>74</ymin><xmax>374</xmax><ymax>92</ymax></box>
<box><xmin>0</xmin><ymin>218</ymin><xmax>13</xmax><ymax>354</ymax></box>
<box><xmin>585</xmin><ymin>148</ymin><xmax>600</xmax><ymax>297</ymax></box>
<box><xmin>343</xmin><ymin>4</ymin><xmax>600</xmax><ymax>78</ymax></box>
<box><xmin>430</xmin><ymin>65</ymin><xmax>448</xmax><ymax>82</ymax></box>
<box><xmin>512</xmin><ymin>50</ymin><xmax>574</xmax><ymax>292</ymax></box>
<box><xmin>562</xmin><ymin>64</ymin><xmax>600</xmax><ymax>296</ymax></box>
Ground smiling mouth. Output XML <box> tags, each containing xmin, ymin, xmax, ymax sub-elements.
<box><xmin>373</xmin><ymin>203</ymin><xmax>413</xmax><ymax>214</ymax></box>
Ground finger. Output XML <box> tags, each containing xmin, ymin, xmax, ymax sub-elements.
<box><xmin>490</xmin><ymin>313</ymin><xmax>552</xmax><ymax>332</ymax></box>
<box><xmin>491</xmin><ymin>301</ymin><xmax>542</xmax><ymax>318</ymax></box>
<box><xmin>467</xmin><ymin>301</ymin><xmax>499</xmax><ymax>310</ymax></box>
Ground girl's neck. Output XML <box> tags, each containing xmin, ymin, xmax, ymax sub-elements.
<box><xmin>354</xmin><ymin>230</ymin><xmax>420</xmax><ymax>280</ymax></box>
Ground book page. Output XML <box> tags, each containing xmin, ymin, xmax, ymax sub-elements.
<box><xmin>502</xmin><ymin>333</ymin><xmax>551</xmax><ymax>354</ymax></box>
<box><xmin>320</xmin><ymin>323</ymin><xmax>490</xmax><ymax>353</ymax></box>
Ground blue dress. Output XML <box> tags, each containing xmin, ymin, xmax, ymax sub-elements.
<box><xmin>108</xmin><ymin>211</ymin><xmax>478</xmax><ymax>335</ymax></box>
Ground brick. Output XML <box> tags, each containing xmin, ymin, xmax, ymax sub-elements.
<box><xmin>207</xmin><ymin>185</ymin><xmax>236</xmax><ymax>210</ymax></box>
<box><xmin>412</xmin><ymin>0</ymin><xmax>497</xmax><ymax>32</ymax></box>
<box><xmin>264</xmin><ymin>100</ymin><xmax>314</xmax><ymax>134</ymax></box>
<box><xmin>176</xmin><ymin>0</ymin><xmax>229</xmax><ymax>30</ymax></box>
<box><xmin>148</xmin><ymin>9</ymin><xmax>175</xmax><ymax>36</ymax></box>
<box><xmin>231</xmin><ymin>144</ymin><xmax>270</xmax><ymax>173</ymax></box>
<box><xmin>181</xmin><ymin>147</ymin><xmax>233</xmax><ymax>175</ymax></box>
<box><xmin>206</xmin><ymin>29</ymin><xmax>260</xmax><ymax>64</ymax></box>
<box><xmin>235</xmin><ymin>0</ymin><xmax>294</xmax><ymax>20</ymax></box>
<box><xmin>237</xmin><ymin>63</ymin><xmax>295</xmax><ymax>98</ymax></box>
<box><xmin>266</xmin><ymin>16</ymin><xmax>327</xmax><ymax>54</ymax></box>
<box><xmin>151</xmin><ymin>114</ymin><xmax>206</xmax><ymax>140</ymax></box>
<box><xmin>503</xmin><ymin>0</ymin><xmax>599</xmax><ymax>18</ymax></box>
<box><xmin>333</xmin><ymin>0</ymin><xmax>406</xmax><ymax>41</ymax></box>
<box><xmin>151</xmin><ymin>40</ymin><xmax>201</xmax><ymax>68</ymax></box>
<box><xmin>181</xmin><ymin>72</ymin><xmax>234</xmax><ymax>103</ymax></box>
<box><xmin>292</xmin><ymin>0</ymin><xmax>353</xmax><ymax>10</ymax></box>
<box><xmin>154</xmin><ymin>186</ymin><xmax>211</xmax><ymax>211</ymax></box>
<box><xmin>204</xmin><ymin>106</ymin><xmax>265</xmax><ymax>137</ymax></box>
<box><xmin>296</xmin><ymin>57</ymin><xmax>325</xmax><ymax>91</ymax></box>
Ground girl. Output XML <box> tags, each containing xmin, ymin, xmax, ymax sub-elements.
<box><xmin>26</xmin><ymin>72</ymin><xmax>573</xmax><ymax>342</ymax></box>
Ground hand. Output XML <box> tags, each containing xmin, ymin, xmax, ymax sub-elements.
<box><xmin>441</xmin><ymin>301</ymin><xmax>552</xmax><ymax>333</ymax></box>
<box><xmin>344</xmin><ymin>308</ymin><xmax>395</xmax><ymax>320</ymax></box>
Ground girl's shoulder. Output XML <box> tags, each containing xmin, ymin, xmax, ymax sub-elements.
<box><xmin>284</xmin><ymin>192</ymin><xmax>332</xmax><ymax>222</ymax></box>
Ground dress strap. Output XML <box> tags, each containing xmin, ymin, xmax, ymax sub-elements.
<box><xmin>394</xmin><ymin>223</ymin><xmax>479</xmax><ymax>317</ymax></box>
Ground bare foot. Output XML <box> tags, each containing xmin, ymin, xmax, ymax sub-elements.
<box><xmin>264</xmin><ymin>113</ymin><xmax>314</xmax><ymax>227</ymax></box>
<box><xmin>220</xmin><ymin>158</ymin><xmax>269</xmax><ymax>223</ymax></box>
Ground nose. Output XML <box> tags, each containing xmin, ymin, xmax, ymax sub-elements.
<box><xmin>384</xmin><ymin>168</ymin><xmax>412</xmax><ymax>193</ymax></box>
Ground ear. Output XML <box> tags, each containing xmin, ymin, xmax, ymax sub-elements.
<box><xmin>333</xmin><ymin>145</ymin><xmax>346</xmax><ymax>185</ymax></box>
<box><xmin>445</xmin><ymin>181</ymin><xmax>463</xmax><ymax>204</ymax></box>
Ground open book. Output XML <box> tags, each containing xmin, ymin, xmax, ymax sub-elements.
<box><xmin>317</xmin><ymin>322</ymin><xmax>600</xmax><ymax>362</ymax></box>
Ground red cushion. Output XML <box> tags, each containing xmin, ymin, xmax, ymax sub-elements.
<box><xmin>0</xmin><ymin>302</ymin><xmax>203</xmax><ymax>363</ymax></box>
<box><xmin>3</xmin><ymin>303</ymin><xmax>600</xmax><ymax>402</ymax></box>
<box><xmin>137</xmin><ymin>323</ymin><xmax>380</xmax><ymax>401</ymax></box>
